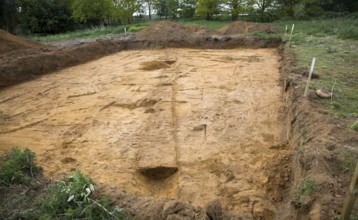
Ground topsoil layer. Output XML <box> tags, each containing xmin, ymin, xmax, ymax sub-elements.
<box><xmin>0</xmin><ymin>29</ymin><xmax>45</xmax><ymax>54</ymax></box>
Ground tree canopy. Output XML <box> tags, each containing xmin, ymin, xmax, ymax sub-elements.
<box><xmin>0</xmin><ymin>0</ymin><xmax>357</xmax><ymax>34</ymax></box>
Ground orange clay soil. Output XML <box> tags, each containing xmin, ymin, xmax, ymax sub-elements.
<box><xmin>0</xmin><ymin>48</ymin><xmax>291</xmax><ymax>217</ymax></box>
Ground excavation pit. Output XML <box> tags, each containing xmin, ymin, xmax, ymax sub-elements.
<box><xmin>138</xmin><ymin>166</ymin><xmax>178</xmax><ymax>180</ymax></box>
<box><xmin>0</xmin><ymin>48</ymin><xmax>289</xmax><ymax>217</ymax></box>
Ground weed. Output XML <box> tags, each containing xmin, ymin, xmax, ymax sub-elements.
<box><xmin>348</xmin><ymin>120</ymin><xmax>358</xmax><ymax>132</ymax></box>
<box><xmin>295</xmin><ymin>177</ymin><xmax>320</xmax><ymax>206</ymax></box>
<box><xmin>336</xmin><ymin>148</ymin><xmax>358</xmax><ymax>173</ymax></box>
<box><xmin>301</xmin><ymin>126</ymin><xmax>308</xmax><ymax>141</ymax></box>
<box><xmin>41</xmin><ymin>170</ymin><xmax>129</xmax><ymax>220</ymax></box>
<box><xmin>296</xmin><ymin>141</ymin><xmax>305</xmax><ymax>155</ymax></box>
<box><xmin>0</xmin><ymin>147</ymin><xmax>39</xmax><ymax>186</ymax></box>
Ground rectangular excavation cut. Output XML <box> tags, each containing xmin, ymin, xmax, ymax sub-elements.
<box><xmin>0</xmin><ymin>48</ymin><xmax>287</xmax><ymax>216</ymax></box>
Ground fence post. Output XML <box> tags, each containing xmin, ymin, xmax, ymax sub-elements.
<box><xmin>341</xmin><ymin>162</ymin><xmax>358</xmax><ymax>220</ymax></box>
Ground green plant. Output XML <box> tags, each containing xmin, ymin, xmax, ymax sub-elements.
<box><xmin>41</xmin><ymin>170</ymin><xmax>129</xmax><ymax>220</ymax></box>
<box><xmin>295</xmin><ymin>177</ymin><xmax>320</xmax><ymax>206</ymax></box>
<box><xmin>0</xmin><ymin>147</ymin><xmax>38</xmax><ymax>186</ymax></box>
<box><xmin>127</xmin><ymin>24</ymin><xmax>147</xmax><ymax>32</ymax></box>
<box><xmin>348</xmin><ymin>120</ymin><xmax>358</xmax><ymax>132</ymax></box>
<box><xmin>337</xmin><ymin>148</ymin><xmax>358</xmax><ymax>173</ymax></box>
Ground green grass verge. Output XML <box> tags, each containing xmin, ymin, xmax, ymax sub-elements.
<box><xmin>30</xmin><ymin>22</ymin><xmax>150</xmax><ymax>43</ymax></box>
<box><xmin>273</xmin><ymin>18</ymin><xmax>358</xmax><ymax>119</ymax></box>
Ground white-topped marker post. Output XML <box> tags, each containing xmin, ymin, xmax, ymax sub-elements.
<box><xmin>304</xmin><ymin>57</ymin><xmax>316</xmax><ymax>97</ymax></box>
<box><xmin>287</xmin><ymin>24</ymin><xmax>295</xmax><ymax>47</ymax></box>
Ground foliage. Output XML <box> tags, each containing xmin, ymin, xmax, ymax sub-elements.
<box><xmin>196</xmin><ymin>0</ymin><xmax>223</xmax><ymax>20</ymax></box>
<box><xmin>227</xmin><ymin>0</ymin><xmax>252</xmax><ymax>21</ymax></box>
<box><xmin>295</xmin><ymin>177</ymin><xmax>320</xmax><ymax>206</ymax></box>
<box><xmin>179</xmin><ymin>0</ymin><xmax>196</xmax><ymax>18</ymax></box>
<box><xmin>41</xmin><ymin>170</ymin><xmax>129</xmax><ymax>220</ymax></box>
<box><xmin>30</xmin><ymin>23</ymin><xmax>149</xmax><ymax>42</ymax></box>
<box><xmin>0</xmin><ymin>0</ymin><xmax>19</xmax><ymax>32</ymax></box>
<box><xmin>348</xmin><ymin>121</ymin><xmax>358</xmax><ymax>132</ymax></box>
<box><xmin>70</xmin><ymin>0</ymin><xmax>113</xmax><ymax>24</ymax></box>
<box><xmin>113</xmin><ymin>0</ymin><xmax>142</xmax><ymax>24</ymax></box>
<box><xmin>18</xmin><ymin>0</ymin><xmax>73</xmax><ymax>33</ymax></box>
<box><xmin>153</xmin><ymin>0</ymin><xmax>180</xmax><ymax>19</ymax></box>
<box><xmin>0</xmin><ymin>147</ymin><xmax>38</xmax><ymax>186</ymax></box>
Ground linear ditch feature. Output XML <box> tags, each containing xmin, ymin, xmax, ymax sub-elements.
<box><xmin>0</xmin><ymin>48</ymin><xmax>291</xmax><ymax>218</ymax></box>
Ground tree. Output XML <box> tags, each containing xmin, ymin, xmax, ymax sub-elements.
<box><xmin>153</xmin><ymin>0</ymin><xmax>179</xmax><ymax>19</ymax></box>
<box><xmin>179</xmin><ymin>0</ymin><xmax>196</xmax><ymax>18</ymax></box>
<box><xmin>0</xmin><ymin>0</ymin><xmax>19</xmax><ymax>32</ymax></box>
<box><xmin>113</xmin><ymin>0</ymin><xmax>141</xmax><ymax>23</ymax></box>
<box><xmin>70</xmin><ymin>0</ymin><xmax>113</xmax><ymax>24</ymax></box>
<box><xmin>275</xmin><ymin>0</ymin><xmax>300</xmax><ymax>17</ymax></box>
<box><xmin>254</xmin><ymin>0</ymin><xmax>273</xmax><ymax>13</ymax></box>
<box><xmin>18</xmin><ymin>0</ymin><xmax>73</xmax><ymax>33</ymax></box>
<box><xmin>196</xmin><ymin>0</ymin><xmax>222</xmax><ymax>20</ymax></box>
<box><xmin>226</xmin><ymin>0</ymin><xmax>252</xmax><ymax>21</ymax></box>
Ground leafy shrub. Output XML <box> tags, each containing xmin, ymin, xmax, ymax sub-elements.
<box><xmin>0</xmin><ymin>147</ymin><xmax>38</xmax><ymax>185</ymax></box>
<box><xmin>41</xmin><ymin>170</ymin><xmax>129</xmax><ymax>220</ymax></box>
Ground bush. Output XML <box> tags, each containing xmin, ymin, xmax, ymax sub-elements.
<box><xmin>41</xmin><ymin>170</ymin><xmax>129</xmax><ymax>220</ymax></box>
<box><xmin>0</xmin><ymin>147</ymin><xmax>38</xmax><ymax>185</ymax></box>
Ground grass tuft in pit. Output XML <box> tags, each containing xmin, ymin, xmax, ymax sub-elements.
<box><xmin>0</xmin><ymin>148</ymin><xmax>130</xmax><ymax>220</ymax></box>
<box><xmin>295</xmin><ymin>177</ymin><xmax>320</xmax><ymax>207</ymax></box>
<box><xmin>0</xmin><ymin>147</ymin><xmax>39</xmax><ymax>186</ymax></box>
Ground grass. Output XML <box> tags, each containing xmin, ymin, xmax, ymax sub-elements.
<box><xmin>295</xmin><ymin>177</ymin><xmax>320</xmax><ymax>206</ymax></box>
<box><xmin>0</xmin><ymin>147</ymin><xmax>39</xmax><ymax>186</ymax></box>
<box><xmin>177</xmin><ymin>19</ymin><xmax>231</xmax><ymax>29</ymax></box>
<box><xmin>29</xmin><ymin>22</ymin><xmax>150</xmax><ymax>43</ymax></box>
<box><xmin>0</xmin><ymin>147</ymin><xmax>130</xmax><ymax>220</ymax></box>
<box><xmin>348</xmin><ymin>120</ymin><xmax>358</xmax><ymax>132</ymax></box>
<box><xmin>336</xmin><ymin>148</ymin><xmax>358</xmax><ymax>173</ymax></box>
<box><xmin>273</xmin><ymin>18</ymin><xmax>358</xmax><ymax>118</ymax></box>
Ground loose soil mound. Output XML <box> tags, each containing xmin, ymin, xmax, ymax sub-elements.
<box><xmin>136</xmin><ymin>20</ymin><xmax>212</xmax><ymax>42</ymax></box>
<box><xmin>0</xmin><ymin>29</ymin><xmax>44</xmax><ymax>54</ymax></box>
<box><xmin>218</xmin><ymin>21</ymin><xmax>278</xmax><ymax>35</ymax></box>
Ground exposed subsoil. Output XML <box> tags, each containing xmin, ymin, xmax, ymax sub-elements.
<box><xmin>0</xmin><ymin>21</ymin><xmax>357</xmax><ymax>219</ymax></box>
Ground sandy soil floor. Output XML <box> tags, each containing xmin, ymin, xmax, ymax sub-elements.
<box><xmin>0</xmin><ymin>48</ymin><xmax>288</xmax><ymax>215</ymax></box>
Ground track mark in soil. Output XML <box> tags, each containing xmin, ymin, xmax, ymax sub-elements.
<box><xmin>0</xmin><ymin>119</ymin><xmax>46</xmax><ymax>134</ymax></box>
<box><xmin>67</xmin><ymin>91</ymin><xmax>97</xmax><ymax>98</ymax></box>
<box><xmin>0</xmin><ymin>93</ymin><xmax>24</xmax><ymax>104</ymax></box>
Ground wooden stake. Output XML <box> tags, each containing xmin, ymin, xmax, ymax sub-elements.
<box><xmin>124</xmin><ymin>27</ymin><xmax>127</xmax><ymax>36</ymax></box>
<box><xmin>304</xmin><ymin>57</ymin><xmax>316</xmax><ymax>97</ymax></box>
<box><xmin>341</xmin><ymin>163</ymin><xmax>358</xmax><ymax>220</ymax></box>
<box><xmin>287</xmin><ymin>24</ymin><xmax>295</xmax><ymax>47</ymax></box>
